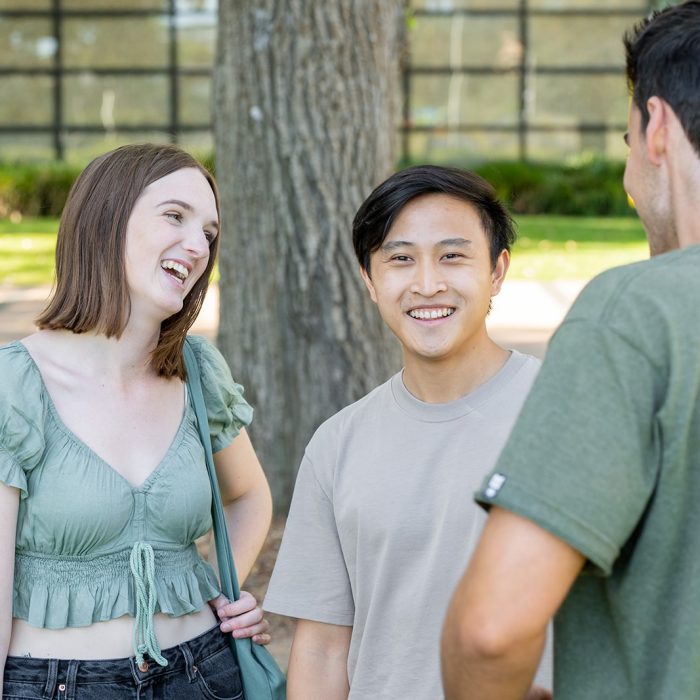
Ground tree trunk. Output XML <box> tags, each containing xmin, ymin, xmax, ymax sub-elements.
<box><xmin>214</xmin><ymin>1</ymin><xmax>404</xmax><ymax>513</ymax></box>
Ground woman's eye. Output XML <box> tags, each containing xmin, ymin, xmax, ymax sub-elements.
<box><xmin>204</xmin><ymin>230</ymin><xmax>216</xmax><ymax>243</ymax></box>
<box><xmin>165</xmin><ymin>211</ymin><xmax>182</xmax><ymax>222</ymax></box>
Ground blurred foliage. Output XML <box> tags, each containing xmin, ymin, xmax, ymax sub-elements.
<box><xmin>474</xmin><ymin>159</ymin><xmax>632</xmax><ymax>216</ymax></box>
<box><xmin>395</xmin><ymin>157</ymin><xmax>633</xmax><ymax>216</ymax></box>
<box><xmin>0</xmin><ymin>154</ymin><xmax>214</xmax><ymax>218</ymax></box>
<box><xmin>0</xmin><ymin>156</ymin><xmax>632</xmax><ymax>219</ymax></box>
<box><xmin>0</xmin><ymin>162</ymin><xmax>81</xmax><ymax>218</ymax></box>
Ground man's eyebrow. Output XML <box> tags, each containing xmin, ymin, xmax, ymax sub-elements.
<box><xmin>437</xmin><ymin>237</ymin><xmax>472</xmax><ymax>247</ymax></box>
<box><xmin>157</xmin><ymin>199</ymin><xmax>219</xmax><ymax>231</ymax></box>
<box><xmin>380</xmin><ymin>237</ymin><xmax>473</xmax><ymax>252</ymax></box>
<box><xmin>380</xmin><ymin>240</ymin><xmax>416</xmax><ymax>252</ymax></box>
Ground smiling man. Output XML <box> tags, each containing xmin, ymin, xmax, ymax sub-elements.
<box><xmin>441</xmin><ymin>3</ymin><xmax>700</xmax><ymax>699</ymax></box>
<box><xmin>264</xmin><ymin>166</ymin><xmax>550</xmax><ymax>699</ymax></box>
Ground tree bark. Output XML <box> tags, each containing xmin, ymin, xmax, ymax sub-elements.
<box><xmin>214</xmin><ymin>0</ymin><xmax>404</xmax><ymax>512</ymax></box>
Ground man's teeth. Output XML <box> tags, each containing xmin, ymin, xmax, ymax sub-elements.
<box><xmin>408</xmin><ymin>308</ymin><xmax>455</xmax><ymax>320</ymax></box>
<box><xmin>161</xmin><ymin>260</ymin><xmax>189</xmax><ymax>281</ymax></box>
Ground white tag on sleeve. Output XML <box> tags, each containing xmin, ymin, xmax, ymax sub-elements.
<box><xmin>484</xmin><ymin>473</ymin><xmax>507</xmax><ymax>498</ymax></box>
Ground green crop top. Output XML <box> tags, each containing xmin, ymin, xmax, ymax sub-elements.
<box><xmin>0</xmin><ymin>335</ymin><xmax>253</xmax><ymax>665</ymax></box>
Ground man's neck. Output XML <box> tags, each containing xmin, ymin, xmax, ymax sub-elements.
<box><xmin>401</xmin><ymin>338</ymin><xmax>511</xmax><ymax>404</ymax></box>
<box><xmin>662</xmin><ymin>130</ymin><xmax>700</xmax><ymax>249</ymax></box>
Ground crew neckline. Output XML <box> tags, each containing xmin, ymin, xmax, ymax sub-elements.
<box><xmin>390</xmin><ymin>350</ymin><xmax>531</xmax><ymax>423</ymax></box>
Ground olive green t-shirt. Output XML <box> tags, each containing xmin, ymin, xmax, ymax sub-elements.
<box><xmin>476</xmin><ymin>244</ymin><xmax>700</xmax><ymax>699</ymax></box>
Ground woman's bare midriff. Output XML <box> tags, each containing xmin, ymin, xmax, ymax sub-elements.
<box><xmin>8</xmin><ymin>604</ymin><xmax>218</xmax><ymax>660</ymax></box>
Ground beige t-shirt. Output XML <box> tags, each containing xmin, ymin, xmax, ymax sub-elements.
<box><xmin>265</xmin><ymin>351</ymin><xmax>550</xmax><ymax>699</ymax></box>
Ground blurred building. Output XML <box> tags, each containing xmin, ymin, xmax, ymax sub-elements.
<box><xmin>0</xmin><ymin>0</ymin><xmax>661</xmax><ymax>163</ymax></box>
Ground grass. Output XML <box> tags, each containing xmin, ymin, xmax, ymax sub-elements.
<box><xmin>510</xmin><ymin>215</ymin><xmax>648</xmax><ymax>280</ymax></box>
<box><xmin>0</xmin><ymin>218</ymin><xmax>58</xmax><ymax>287</ymax></box>
<box><xmin>0</xmin><ymin>215</ymin><xmax>649</xmax><ymax>288</ymax></box>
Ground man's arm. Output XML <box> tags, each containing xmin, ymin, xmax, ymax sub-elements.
<box><xmin>441</xmin><ymin>507</ymin><xmax>585</xmax><ymax>700</ymax></box>
<box><xmin>288</xmin><ymin>618</ymin><xmax>352</xmax><ymax>700</ymax></box>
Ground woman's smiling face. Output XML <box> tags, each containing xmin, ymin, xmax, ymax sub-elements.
<box><xmin>124</xmin><ymin>167</ymin><xmax>219</xmax><ymax>324</ymax></box>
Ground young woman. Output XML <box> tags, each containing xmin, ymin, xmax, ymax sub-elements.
<box><xmin>0</xmin><ymin>144</ymin><xmax>273</xmax><ymax>698</ymax></box>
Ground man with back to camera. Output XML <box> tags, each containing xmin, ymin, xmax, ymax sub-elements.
<box><xmin>264</xmin><ymin>165</ymin><xmax>552</xmax><ymax>699</ymax></box>
<box><xmin>441</xmin><ymin>3</ymin><xmax>700</xmax><ymax>699</ymax></box>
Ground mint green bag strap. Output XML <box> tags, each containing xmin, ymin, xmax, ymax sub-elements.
<box><xmin>183</xmin><ymin>337</ymin><xmax>286</xmax><ymax>700</ymax></box>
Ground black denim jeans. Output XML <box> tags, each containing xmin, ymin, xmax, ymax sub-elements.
<box><xmin>3</xmin><ymin>624</ymin><xmax>243</xmax><ymax>699</ymax></box>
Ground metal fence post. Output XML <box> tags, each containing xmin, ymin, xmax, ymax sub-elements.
<box><xmin>51</xmin><ymin>0</ymin><xmax>64</xmax><ymax>160</ymax></box>
<box><xmin>518</xmin><ymin>0</ymin><xmax>528</xmax><ymax>161</ymax></box>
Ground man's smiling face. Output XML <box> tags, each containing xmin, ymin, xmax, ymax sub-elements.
<box><xmin>361</xmin><ymin>193</ymin><xmax>508</xmax><ymax>367</ymax></box>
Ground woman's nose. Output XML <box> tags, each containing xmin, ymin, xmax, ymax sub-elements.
<box><xmin>183</xmin><ymin>226</ymin><xmax>210</xmax><ymax>259</ymax></box>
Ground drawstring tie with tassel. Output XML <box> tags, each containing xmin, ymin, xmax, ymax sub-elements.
<box><xmin>129</xmin><ymin>542</ymin><xmax>167</xmax><ymax>670</ymax></box>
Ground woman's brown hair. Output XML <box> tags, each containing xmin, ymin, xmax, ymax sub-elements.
<box><xmin>36</xmin><ymin>143</ymin><xmax>220</xmax><ymax>379</ymax></box>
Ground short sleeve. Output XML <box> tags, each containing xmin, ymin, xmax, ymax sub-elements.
<box><xmin>0</xmin><ymin>345</ymin><xmax>46</xmax><ymax>499</ymax></box>
<box><xmin>188</xmin><ymin>336</ymin><xmax>253</xmax><ymax>453</ymax></box>
<box><xmin>476</xmin><ymin>316</ymin><xmax>661</xmax><ymax>576</ymax></box>
<box><xmin>264</xmin><ymin>447</ymin><xmax>355</xmax><ymax>625</ymax></box>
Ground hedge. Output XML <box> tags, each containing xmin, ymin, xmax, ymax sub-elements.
<box><xmin>0</xmin><ymin>156</ymin><xmax>632</xmax><ymax>219</ymax></box>
<box><xmin>473</xmin><ymin>159</ymin><xmax>632</xmax><ymax>217</ymax></box>
<box><xmin>0</xmin><ymin>162</ymin><xmax>82</xmax><ymax>218</ymax></box>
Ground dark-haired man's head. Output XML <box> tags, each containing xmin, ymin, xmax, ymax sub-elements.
<box><xmin>623</xmin><ymin>2</ymin><xmax>700</xmax><ymax>255</ymax></box>
<box><xmin>353</xmin><ymin>165</ymin><xmax>514</xmax><ymax>368</ymax></box>
<box><xmin>624</xmin><ymin>0</ymin><xmax>700</xmax><ymax>155</ymax></box>
<box><xmin>352</xmin><ymin>165</ymin><xmax>516</xmax><ymax>275</ymax></box>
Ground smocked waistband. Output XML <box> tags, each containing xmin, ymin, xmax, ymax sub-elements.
<box><xmin>15</xmin><ymin>543</ymin><xmax>213</xmax><ymax>668</ymax></box>
<box><xmin>16</xmin><ymin>543</ymin><xmax>201</xmax><ymax>580</ymax></box>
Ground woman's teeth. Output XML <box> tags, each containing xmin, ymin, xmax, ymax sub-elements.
<box><xmin>161</xmin><ymin>260</ymin><xmax>189</xmax><ymax>281</ymax></box>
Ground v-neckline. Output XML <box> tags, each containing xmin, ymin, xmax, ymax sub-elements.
<box><xmin>15</xmin><ymin>340</ymin><xmax>189</xmax><ymax>492</ymax></box>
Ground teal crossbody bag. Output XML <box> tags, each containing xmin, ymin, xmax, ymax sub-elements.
<box><xmin>183</xmin><ymin>338</ymin><xmax>287</xmax><ymax>700</ymax></box>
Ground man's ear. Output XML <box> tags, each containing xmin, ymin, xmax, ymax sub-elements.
<box><xmin>359</xmin><ymin>266</ymin><xmax>378</xmax><ymax>303</ymax></box>
<box><xmin>645</xmin><ymin>96</ymin><xmax>669</xmax><ymax>165</ymax></box>
<box><xmin>490</xmin><ymin>249</ymin><xmax>510</xmax><ymax>297</ymax></box>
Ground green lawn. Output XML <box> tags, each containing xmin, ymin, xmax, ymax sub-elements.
<box><xmin>0</xmin><ymin>218</ymin><xmax>58</xmax><ymax>287</ymax></box>
<box><xmin>511</xmin><ymin>216</ymin><xmax>648</xmax><ymax>280</ymax></box>
<box><xmin>0</xmin><ymin>215</ymin><xmax>649</xmax><ymax>287</ymax></box>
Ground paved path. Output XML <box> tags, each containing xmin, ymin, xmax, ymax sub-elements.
<box><xmin>487</xmin><ymin>279</ymin><xmax>585</xmax><ymax>358</ymax></box>
<box><xmin>0</xmin><ymin>280</ymin><xmax>585</xmax><ymax>356</ymax></box>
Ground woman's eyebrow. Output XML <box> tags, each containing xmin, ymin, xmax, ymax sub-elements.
<box><xmin>157</xmin><ymin>198</ymin><xmax>193</xmax><ymax>210</ymax></box>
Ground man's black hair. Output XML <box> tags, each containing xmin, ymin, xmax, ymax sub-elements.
<box><xmin>352</xmin><ymin>164</ymin><xmax>516</xmax><ymax>273</ymax></box>
<box><xmin>624</xmin><ymin>0</ymin><xmax>700</xmax><ymax>155</ymax></box>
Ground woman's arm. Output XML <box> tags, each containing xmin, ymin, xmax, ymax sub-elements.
<box><xmin>0</xmin><ymin>483</ymin><xmax>20</xmax><ymax>689</ymax></box>
<box><xmin>213</xmin><ymin>428</ymin><xmax>272</xmax><ymax>583</ymax></box>
<box><xmin>210</xmin><ymin>429</ymin><xmax>273</xmax><ymax>643</ymax></box>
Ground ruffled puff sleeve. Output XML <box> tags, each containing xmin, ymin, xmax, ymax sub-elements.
<box><xmin>0</xmin><ymin>347</ymin><xmax>46</xmax><ymax>500</ymax></box>
<box><xmin>188</xmin><ymin>336</ymin><xmax>253</xmax><ymax>453</ymax></box>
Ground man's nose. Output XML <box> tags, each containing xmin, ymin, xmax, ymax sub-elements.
<box><xmin>409</xmin><ymin>262</ymin><xmax>447</xmax><ymax>296</ymax></box>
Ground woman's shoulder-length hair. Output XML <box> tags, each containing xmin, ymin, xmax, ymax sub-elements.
<box><xmin>36</xmin><ymin>143</ymin><xmax>220</xmax><ymax>379</ymax></box>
